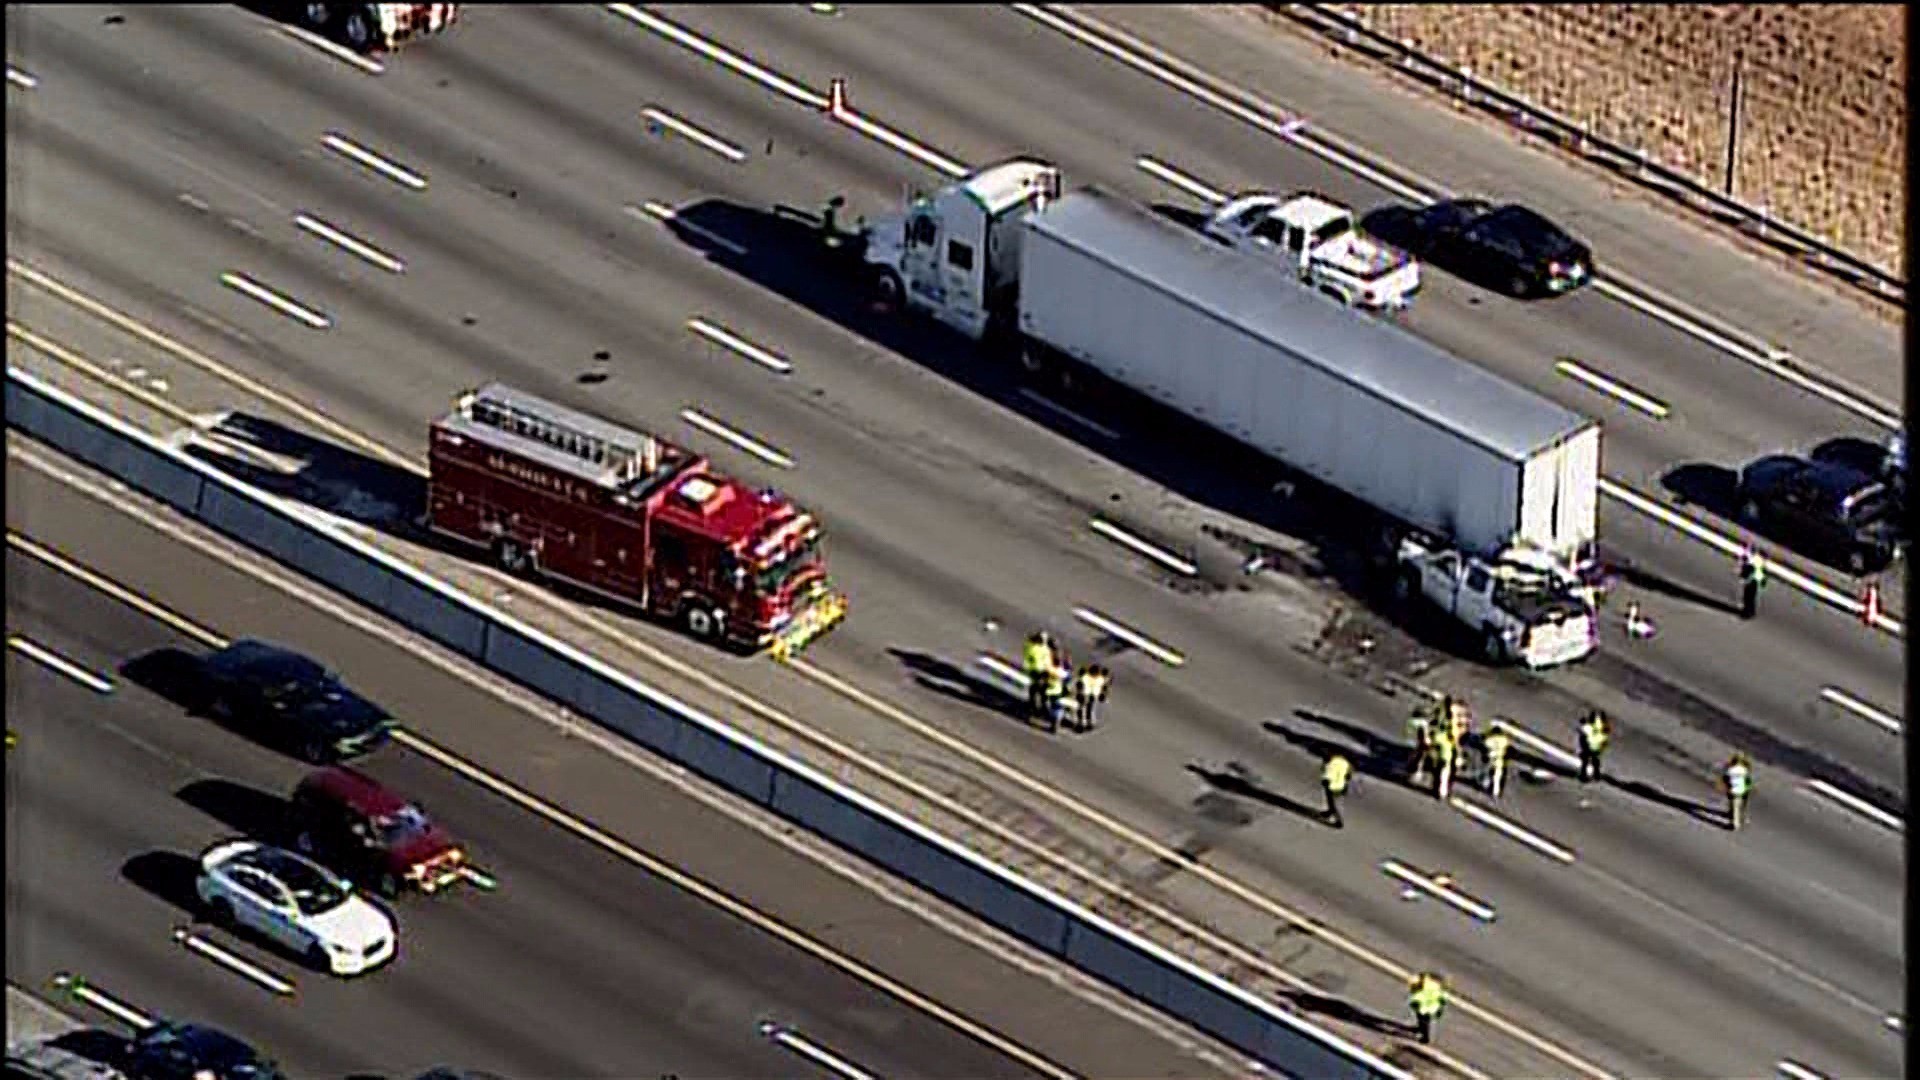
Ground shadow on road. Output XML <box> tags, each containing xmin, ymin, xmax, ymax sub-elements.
<box><xmin>1185</xmin><ymin>762</ymin><xmax>1328</xmax><ymax>826</ymax></box>
<box><xmin>120</xmin><ymin>850</ymin><xmax>203</xmax><ymax>919</ymax></box>
<box><xmin>1611</xmin><ymin>560</ymin><xmax>1740</xmax><ymax>616</ymax></box>
<box><xmin>118</xmin><ymin>648</ymin><xmax>214</xmax><ymax>714</ymax></box>
<box><xmin>886</xmin><ymin>648</ymin><xmax>1034</xmax><ymax>730</ymax></box>
<box><xmin>1659</xmin><ymin>462</ymin><xmax>1741</xmax><ymax>520</ymax></box>
<box><xmin>177</xmin><ymin>778</ymin><xmax>297</xmax><ymax>848</ymax></box>
<box><xmin>1604</xmin><ymin>775</ymin><xmax>1726</xmax><ymax>828</ymax></box>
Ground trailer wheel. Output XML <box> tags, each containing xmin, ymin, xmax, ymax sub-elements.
<box><xmin>1392</xmin><ymin>567</ymin><xmax>1420</xmax><ymax>604</ymax></box>
<box><xmin>871</xmin><ymin>269</ymin><xmax>904</xmax><ymax>312</ymax></box>
<box><xmin>684</xmin><ymin>603</ymin><xmax>725</xmax><ymax>642</ymax></box>
<box><xmin>300</xmin><ymin>3</ymin><xmax>331</xmax><ymax>30</ymax></box>
<box><xmin>1480</xmin><ymin>626</ymin><xmax>1507</xmax><ymax>663</ymax></box>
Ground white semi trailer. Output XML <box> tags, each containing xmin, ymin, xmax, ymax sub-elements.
<box><xmin>852</xmin><ymin>160</ymin><xmax>1601</xmax><ymax>667</ymax></box>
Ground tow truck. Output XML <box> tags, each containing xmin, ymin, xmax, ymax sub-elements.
<box><xmin>1202</xmin><ymin>192</ymin><xmax>1422</xmax><ymax>311</ymax></box>
<box><xmin>426</xmin><ymin>383</ymin><xmax>846</xmax><ymax>657</ymax></box>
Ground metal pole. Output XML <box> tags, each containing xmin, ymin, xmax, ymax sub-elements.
<box><xmin>1723</xmin><ymin>49</ymin><xmax>1744</xmax><ymax>198</ymax></box>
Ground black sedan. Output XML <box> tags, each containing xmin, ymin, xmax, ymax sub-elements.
<box><xmin>125</xmin><ymin>1022</ymin><xmax>282</xmax><ymax>1080</ymax></box>
<box><xmin>1737</xmin><ymin>456</ymin><xmax>1901</xmax><ymax>574</ymax></box>
<box><xmin>201</xmin><ymin>640</ymin><xmax>394</xmax><ymax>763</ymax></box>
<box><xmin>1404</xmin><ymin>198</ymin><xmax>1594</xmax><ymax>298</ymax></box>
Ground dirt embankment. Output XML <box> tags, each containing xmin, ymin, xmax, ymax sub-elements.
<box><xmin>1331</xmin><ymin>4</ymin><xmax>1905</xmax><ymax>278</ymax></box>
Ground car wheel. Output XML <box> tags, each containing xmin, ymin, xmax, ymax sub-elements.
<box><xmin>306</xmin><ymin>942</ymin><xmax>331</xmax><ymax>973</ymax></box>
<box><xmin>1741</xmin><ymin>498</ymin><xmax>1762</xmax><ymax>523</ymax></box>
<box><xmin>203</xmin><ymin>896</ymin><xmax>234</xmax><ymax>927</ymax></box>
<box><xmin>300</xmin><ymin>3</ymin><xmax>330</xmax><ymax>30</ymax></box>
<box><xmin>341</xmin><ymin>9</ymin><xmax>373</xmax><ymax>51</ymax></box>
<box><xmin>1392</xmin><ymin>568</ymin><xmax>1420</xmax><ymax>604</ymax></box>
<box><xmin>294</xmin><ymin>831</ymin><xmax>315</xmax><ymax>854</ymax></box>
<box><xmin>379</xmin><ymin>872</ymin><xmax>401</xmax><ymax>899</ymax></box>
<box><xmin>1847</xmin><ymin>549</ymin><xmax>1868</xmax><ymax>575</ymax></box>
<box><xmin>1508</xmin><ymin>273</ymin><xmax>1530</xmax><ymax>297</ymax></box>
<box><xmin>495</xmin><ymin>538</ymin><xmax>532</xmax><ymax>575</ymax></box>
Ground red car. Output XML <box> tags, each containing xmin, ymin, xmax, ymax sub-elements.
<box><xmin>290</xmin><ymin>766</ymin><xmax>469</xmax><ymax>897</ymax></box>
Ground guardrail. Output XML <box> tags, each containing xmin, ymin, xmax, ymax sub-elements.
<box><xmin>5</xmin><ymin>366</ymin><xmax>1411</xmax><ymax>1080</ymax></box>
<box><xmin>1275</xmin><ymin>4</ymin><xmax>1906</xmax><ymax>308</ymax></box>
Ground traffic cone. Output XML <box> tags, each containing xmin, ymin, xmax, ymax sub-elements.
<box><xmin>1624</xmin><ymin>601</ymin><xmax>1656</xmax><ymax>640</ymax></box>
<box><xmin>826</xmin><ymin>78</ymin><xmax>848</xmax><ymax>117</ymax></box>
<box><xmin>1862</xmin><ymin>582</ymin><xmax>1881</xmax><ymax>627</ymax></box>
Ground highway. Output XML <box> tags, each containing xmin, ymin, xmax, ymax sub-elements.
<box><xmin>4</xmin><ymin>463</ymin><xmax>1234</xmax><ymax>1080</ymax></box>
<box><xmin>5</xmin><ymin>6</ymin><xmax>1903</xmax><ymax>1078</ymax></box>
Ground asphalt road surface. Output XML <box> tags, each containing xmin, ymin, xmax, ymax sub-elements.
<box><xmin>6</xmin><ymin>6</ymin><xmax>1903</xmax><ymax>1079</ymax></box>
<box><xmin>5</xmin><ymin>465</ymin><xmax>1236</xmax><ymax>1080</ymax></box>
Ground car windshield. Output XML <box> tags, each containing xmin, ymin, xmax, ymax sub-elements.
<box><xmin>254</xmin><ymin>850</ymin><xmax>347</xmax><ymax>914</ymax></box>
<box><xmin>1311</xmin><ymin>218</ymin><xmax>1351</xmax><ymax>249</ymax></box>
<box><xmin>1845</xmin><ymin>488</ymin><xmax>1891</xmax><ymax>523</ymax></box>
<box><xmin>375</xmin><ymin>804</ymin><xmax>434</xmax><ymax>846</ymax></box>
<box><xmin>1492</xmin><ymin>208</ymin><xmax>1573</xmax><ymax>256</ymax></box>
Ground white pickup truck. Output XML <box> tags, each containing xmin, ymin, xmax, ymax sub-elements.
<box><xmin>1393</xmin><ymin>534</ymin><xmax>1598</xmax><ymax>668</ymax></box>
<box><xmin>1203</xmin><ymin>192</ymin><xmax>1421</xmax><ymax>311</ymax></box>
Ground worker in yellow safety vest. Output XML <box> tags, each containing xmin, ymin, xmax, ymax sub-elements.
<box><xmin>1073</xmin><ymin>664</ymin><xmax>1110</xmax><ymax>732</ymax></box>
<box><xmin>1409</xmin><ymin>972</ymin><xmax>1447</xmax><ymax>1044</ymax></box>
<box><xmin>1022</xmin><ymin>632</ymin><xmax>1056</xmax><ymax>720</ymax></box>
<box><xmin>1407</xmin><ymin>701</ymin><xmax>1437</xmax><ymax>781</ymax></box>
<box><xmin>1321</xmin><ymin>753</ymin><xmax>1353</xmax><ymax>827</ymax></box>
<box><xmin>1447</xmin><ymin>698</ymin><xmax>1472</xmax><ymax>747</ymax></box>
<box><xmin>1482</xmin><ymin>724</ymin><xmax>1513</xmax><ymax>800</ymax></box>
<box><xmin>1723</xmin><ymin>752</ymin><xmax>1754</xmax><ymax>831</ymax></box>
<box><xmin>1042</xmin><ymin>655</ymin><xmax>1071</xmax><ymax>734</ymax></box>
<box><xmin>1578</xmin><ymin>710</ymin><xmax>1610</xmax><ymax>783</ymax></box>
<box><xmin>1431</xmin><ymin>725</ymin><xmax>1457</xmax><ymax>800</ymax></box>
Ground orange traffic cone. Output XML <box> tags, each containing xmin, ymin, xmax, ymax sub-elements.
<box><xmin>826</xmin><ymin>78</ymin><xmax>848</xmax><ymax>116</ymax></box>
<box><xmin>1862</xmin><ymin>582</ymin><xmax>1881</xmax><ymax>627</ymax></box>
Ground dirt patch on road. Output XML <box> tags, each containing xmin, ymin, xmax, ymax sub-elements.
<box><xmin>1316</xmin><ymin>4</ymin><xmax>1905</xmax><ymax>277</ymax></box>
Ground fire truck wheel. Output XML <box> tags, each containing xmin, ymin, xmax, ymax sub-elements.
<box><xmin>684</xmin><ymin>604</ymin><xmax>724</xmax><ymax>641</ymax></box>
<box><xmin>300</xmin><ymin>3</ymin><xmax>331</xmax><ymax>30</ymax></box>
<box><xmin>494</xmin><ymin>539</ymin><xmax>535</xmax><ymax>576</ymax></box>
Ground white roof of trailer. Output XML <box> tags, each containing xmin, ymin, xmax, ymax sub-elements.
<box><xmin>1026</xmin><ymin>191</ymin><xmax>1596</xmax><ymax>461</ymax></box>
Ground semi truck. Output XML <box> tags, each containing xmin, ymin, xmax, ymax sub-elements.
<box><xmin>848</xmin><ymin>161</ymin><xmax>1600</xmax><ymax>667</ymax></box>
<box><xmin>426</xmin><ymin>383</ymin><xmax>847</xmax><ymax>656</ymax></box>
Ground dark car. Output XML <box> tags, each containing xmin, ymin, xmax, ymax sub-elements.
<box><xmin>1407</xmin><ymin>198</ymin><xmax>1594</xmax><ymax>297</ymax></box>
<box><xmin>201</xmin><ymin>641</ymin><xmax>393</xmax><ymax>763</ymax></box>
<box><xmin>1737</xmin><ymin>456</ymin><xmax>1900</xmax><ymax>574</ymax></box>
<box><xmin>291</xmin><ymin>766</ymin><xmax>469</xmax><ymax>897</ymax></box>
<box><xmin>124</xmin><ymin>1023</ymin><xmax>281</xmax><ymax>1080</ymax></box>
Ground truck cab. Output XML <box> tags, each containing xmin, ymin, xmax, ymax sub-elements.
<box><xmin>862</xmin><ymin>158</ymin><xmax>1062</xmax><ymax>340</ymax></box>
<box><xmin>1394</xmin><ymin>535</ymin><xmax>1596</xmax><ymax>668</ymax></box>
<box><xmin>1203</xmin><ymin>192</ymin><xmax>1421</xmax><ymax>310</ymax></box>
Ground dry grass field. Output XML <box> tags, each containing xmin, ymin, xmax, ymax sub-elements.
<box><xmin>1329</xmin><ymin>4</ymin><xmax>1905</xmax><ymax>277</ymax></box>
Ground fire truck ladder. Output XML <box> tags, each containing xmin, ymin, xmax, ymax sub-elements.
<box><xmin>463</xmin><ymin>390</ymin><xmax>660</xmax><ymax>486</ymax></box>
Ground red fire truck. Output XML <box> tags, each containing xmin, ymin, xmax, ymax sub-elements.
<box><xmin>426</xmin><ymin>384</ymin><xmax>846</xmax><ymax>656</ymax></box>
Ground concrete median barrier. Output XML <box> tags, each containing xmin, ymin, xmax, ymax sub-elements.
<box><xmin>5</xmin><ymin>368</ymin><xmax>1411</xmax><ymax>1080</ymax></box>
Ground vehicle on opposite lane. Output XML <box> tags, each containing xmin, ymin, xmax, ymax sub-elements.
<box><xmin>1398</xmin><ymin>198</ymin><xmax>1594</xmax><ymax>298</ymax></box>
<box><xmin>1200</xmin><ymin>191</ymin><xmax>1421</xmax><ymax>310</ymax></box>
<box><xmin>125</xmin><ymin>1021</ymin><xmax>282</xmax><ymax>1080</ymax></box>
<box><xmin>289</xmin><ymin>766</ymin><xmax>470</xmax><ymax>898</ymax></box>
<box><xmin>1736</xmin><ymin>455</ymin><xmax>1901</xmax><ymax>575</ymax></box>
<box><xmin>194</xmin><ymin>839</ymin><xmax>398</xmax><ymax>977</ymax></box>
<box><xmin>199</xmin><ymin>641</ymin><xmax>394</xmax><ymax>764</ymax></box>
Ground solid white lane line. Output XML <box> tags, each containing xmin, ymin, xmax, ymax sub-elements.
<box><xmin>1600</xmin><ymin>479</ymin><xmax>1904</xmax><ymax>637</ymax></box>
<box><xmin>1448</xmin><ymin>797</ymin><xmax>1576</xmax><ymax>864</ymax></box>
<box><xmin>1135</xmin><ymin>156</ymin><xmax>1227</xmax><ymax>205</ymax></box>
<box><xmin>1494</xmin><ymin>719</ymin><xmax>1582</xmax><ymax>771</ymax></box>
<box><xmin>7</xmin><ymin>66</ymin><xmax>39</xmax><ymax>89</ymax></box>
<box><xmin>1805</xmin><ymin>780</ymin><xmax>1903</xmax><ymax>833</ymax></box>
<box><xmin>627</xmin><ymin>202</ymin><xmax>749</xmax><ymax>256</ymax></box>
<box><xmin>1072</xmin><ymin>606</ymin><xmax>1185</xmax><ymax>667</ymax></box>
<box><xmin>218</xmin><ymin>272</ymin><xmax>332</xmax><ymax>329</ymax></box>
<box><xmin>607</xmin><ymin>4</ymin><xmax>827</xmax><ymax>107</ymax></box>
<box><xmin>680</xmin><ymin>408</ymin><xmax>794</xmax><ymax>469</ymax></box>
<box><xmin>1553</xmin><ymin>360</ymin><xmax>1670</xmax><ymax>419</ymax></box>
<box><xmin>294</xmin><ymin>213</ymin><xmax>406</xmax><ymax>273</ymax></box>
<box><xmin>762</xmin><ymin>1023</ymin><xmax>881</xmax><ymax>1080</ymax></box>
<box><xmin>7</xmin><ymin>635</ymin><xmax>114</xmax><ymax>694</ymax></box>
<box><xmin>825</xmin><ymin>80</ymin><xmax>969</xmax><ymax>177</ymax></box>
<box><xmin>1089</xmin><ymin>518</ymin><xmax>1197</xmax><ymax>575</ymax></box>
<box><xmin>1885</xmin><ymin>1014</ymin><xmax>1903</xmax><ymax>1032</ymax></box>
<box><xmin>276</xmin><ymin>23</ymin><xmax>386</xmax><ymax>74</ymax></box>
<box><xmin>687</xmin><ymin>317</ymin><xmax>793</xmax><ymax>374</ymax></box>
<box><xmin>173</xmin><ymin>928</ymin><xmax>296</xmax><ymax>995</ymax></box>
<box><xmin>975</xmin><ymin>653</ymin><xmax>1030</xmax><ymax>691</ymax></box>
<box><xmin>1016</xmin><ymin>388</ymin><xmax>1120</xmax><ymax>439</ymax></box>
<box><xmin>320</xmin><ymin>133</ymin><xmax>428</xmax><ymax>190</ymax></box>
<box><xmin>642</xmin><ymin>106</ymin><xmax>749</xmax><ymax>162</ymax></box>
<box><xmin>1594</xmin><ymin>280</ymin><xmax>1900</xmax><ymax>431</ymax></box>
<box><xmin>1381</xmin><ymin>860</ymin><xmax>1495</xmax><ymax>922</ymax></box>
<box><xmin>1776</xmin><ymin>1060</ymin><xmax>1828</xmax><ymax>1080</ymax></box>
<box><xmin>50</xmin><ymin>975</ymin><xmax>155</xmax><ymax>1030</ymax></box>
<box><xmin>1819</xmin><ymin>687</ymin><xmax>1901</xmax><ymax>735</ymax></box>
